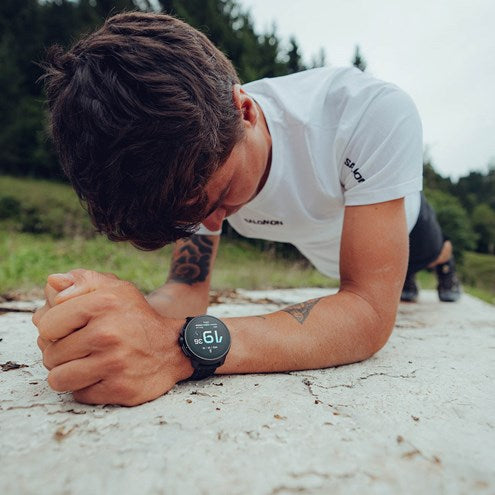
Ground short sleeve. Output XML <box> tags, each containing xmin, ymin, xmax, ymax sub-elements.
<box><xmin>341</xmin><ymin>86</ymin><xmax>423</xmax><ymax>206</ymax></box>
<box><xmin>194</xmin><ymin>223</ymin><xmax>222</xmax><ymax>236</ymax></box>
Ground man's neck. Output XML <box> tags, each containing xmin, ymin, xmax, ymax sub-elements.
<box><xmin>254</xmin><ymin>101</ymin><xmax>272</xmax><ymax>196</ymax></box>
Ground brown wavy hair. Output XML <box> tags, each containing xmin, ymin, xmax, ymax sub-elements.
<box><xmin>40</xmin><ymin>11</ymin><xmax>244</xmax><ymax>249</ymax></box>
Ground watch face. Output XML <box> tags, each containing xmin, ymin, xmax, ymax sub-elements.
<box><xmin>183</xmin><ymin>315</ymin><xmax>231</xmax><ymax>362</ymax></box>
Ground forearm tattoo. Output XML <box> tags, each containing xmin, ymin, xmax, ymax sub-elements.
<box><xmin>281</xmin><ymin>298</ymin><xmax>322</xmax><ymax>324</ymax></box>
<box><xmin>168</xmin><ymin>235</ymin><xmax>213</xmax><ymax>285</ymax></box>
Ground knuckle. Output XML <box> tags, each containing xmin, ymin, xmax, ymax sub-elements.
<box><xmin>94</xmin><ymin>327</ymin><xmax>119</xmax><ymax>348</ymax></box>
<box><xmin>69</xmin><ymin>268</ymin><xmax>87</xmax><ymax>278</ymax></box>
<box><xmin>42</xmin><ymin>351</ymin><xmax>53</xmax><ymax>371</ymax></box>
<box><xmin>37</xmin><ymin>335</ymin><xmax>45</xmax><ymax>351</ymax></box>
<box><xmin>97</xmin><ymin>291</ymin><xmax>120</xmax><ymax>310</ymax></box>
<box><xmin>32</xmin><ymin>309</ymin><xmax>41</xmax><ymax>327</ymax></box>
<box><xmin>47</xmin><ymin>370</ymin><xmax>65</xmax><ymax>391</ymax></box>
<box><xmin>104</xmin><ymin>352</ymin><xmax>127</xmax><ymax>374</ymax></box>
<box><xmin>37</xmin><ymin>320</ymin><xmax>54</xmax><ymax>341</ymax></box>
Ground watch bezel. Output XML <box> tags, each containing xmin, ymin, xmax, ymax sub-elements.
<box><xmin>182</xmin><ymin>315</ymin><xmax>231</xmax><ymax>363</ymax></box>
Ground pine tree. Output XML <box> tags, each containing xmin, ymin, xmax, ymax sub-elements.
<box><xmin>287</xmin><ymin>36</ymin><xmax>305</xmax><ymax>74</ymax></box>
<box><xmin>352</xmin><ymin>44</ymin><xmax>366</xmax><ymax>71</ymax></box>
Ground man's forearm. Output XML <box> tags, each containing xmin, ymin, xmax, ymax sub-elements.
<box><xmin>146</xmin><ymin>234</ymin><xmax>218</xmax><ymax>319</ymax></box>
<box><xmin>146</xmin><ymin>283</ymin><xmax>209</xmax><ymax>319</ymax></box>
<box><xmin>216</xmin><ymin>290</ymin><xmax>394</xmax><ymax>374</ymax></box>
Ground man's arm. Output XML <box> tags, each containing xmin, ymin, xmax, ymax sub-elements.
<box><xmin>32</xmin><ymin>200</ymin><xmax>407</xmax><ymax>406</ymax></box>
<box><xmin>216</xmin><ymin>198</ymin><xmax>408</xmax><ymax>374</ymax></box>
<box><xmin>146</xmin><ymin>234</ymin><xmax>220</xmax><ymax>319</ymax></box>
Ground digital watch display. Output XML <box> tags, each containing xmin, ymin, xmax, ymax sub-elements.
<box><xmin>178</xmin><ymin>315</ymin><xmax>231</xmax><ymax>380</ymax></box>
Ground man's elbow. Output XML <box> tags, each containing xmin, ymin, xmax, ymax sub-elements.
<box><xmin>343</xmin><ymin>289</ymin><xmax>397</xmax><ymax>359</ymax></box>
<box><xmin>365</xmin><ymin>318</ymin><xmax>396</xmax><ymax>358</ymax></box>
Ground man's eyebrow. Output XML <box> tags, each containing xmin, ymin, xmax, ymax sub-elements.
<box><xmin>204</xmin><ymin>182</ymin><xmax>231</xmax><ymax>218</ymax></box>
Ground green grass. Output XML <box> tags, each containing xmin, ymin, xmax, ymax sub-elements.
<box><xmin>0</xmin><ymin>231</ymin><xmax>338</xmax><ymax>296</ymax></box>
<box><xmin>2</xmin><ymin>229</ymin><xmax>493</xmax><ymax>304</ymax></box>
<box><xmin>1</xmin><ymin>174</ymin><xmax>493</xmax><ymax>303</ymax></box>
<box><xmin>0</xmin><ymin>174</ymin><xmax>338</xmax><ymax>295</ymax></box>
<box><xmin>458</xmin><ymin>252</ymin><xmax>495</xmax><ymax>304</ymax></box>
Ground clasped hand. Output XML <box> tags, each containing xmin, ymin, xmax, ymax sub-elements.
<box><xmin>32</xmin><ymin>269</ymin><xmax>188</xmax><ymax>406</ymax></box>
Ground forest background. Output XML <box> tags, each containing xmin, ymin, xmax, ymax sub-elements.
<box><xmin>1</xmin><ymin>0</ymin><xmax>493</xmax><ymax>303</ymax></box>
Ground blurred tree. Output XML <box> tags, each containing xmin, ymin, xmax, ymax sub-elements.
<box><xmin>157</xmin><ymin>0</ymin><xmax>291</xmax><ymax>81</ymax></box>
<box><xmin>309</xmin><ymin>47</ymin><xmax>326</xmax><ymax>69</ymax></box>
<box><xmin>471</xmin><ymin>203</ymin><xmax>495</xmax><ymax>254</ymax></box>
<box><xmin>352</xmin><ymin>44</ymin><xmax>366</xmax><ymax>71</ymax></box>
<box><xmin>423</xmin><ymin>155</ymin><xmax>453</xmax><ymax>194</ymax></box>
<box><xmin>453</xmin><ymin>165</ymin><xmax>495</xmax><ymax>212</ymax></box>
<box><xmin>1</xmin><ymin>0</ymin><xmax>300</xmax><ymax>179</ymax></box>
<box><xmin>424</xmin><ymin>188</ymin><xmax>477</xmax><ymax>262</ymax></box>
<box><xmin>287</xmin><ymin>36</ymin><xmax>305</xmax><ymax>74</ymax></box>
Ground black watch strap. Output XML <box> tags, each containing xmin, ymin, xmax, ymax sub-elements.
<box><xmin>189</xmin><ymin>363</ymin><xmax>219</xmax><ymax>381</ymax></box>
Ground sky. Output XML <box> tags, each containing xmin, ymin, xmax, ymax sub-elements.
<box><xmin>238</xmin><ymin>0</ymin><xmax>495</xmax><ymax>181</ymax></box>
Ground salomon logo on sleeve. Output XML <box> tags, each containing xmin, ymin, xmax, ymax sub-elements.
<box><xmin>345</xmin><ymin>158</ymin><xmax>366</xmax><ymax>183</ymax></box>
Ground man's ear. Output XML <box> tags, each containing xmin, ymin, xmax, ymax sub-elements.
<box><xmin>232</xmin><ymin>84</ymin><xmax>258</xmax><ymax>127</ymax></box>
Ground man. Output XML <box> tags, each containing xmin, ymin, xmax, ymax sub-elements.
<box><xmin>33</xmin><ymin>12</ymin><xmax>460</xmax><ymax>407</ymax></box>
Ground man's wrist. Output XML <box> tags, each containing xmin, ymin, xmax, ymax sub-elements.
<box><xmin>169</xmin><ymin>318</ymin><xmax>195</xmax><ymax>383</ymax></box>
<box><xmin>175</xmin><ymin>315</ymin><xmax>232</xmax><ymax>382</ymax></box>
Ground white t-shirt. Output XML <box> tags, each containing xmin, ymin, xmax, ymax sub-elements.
<box><xmin>197</xmin><ymin>66</ymin><xmax>423</xmax><ymax>278</ymax></box>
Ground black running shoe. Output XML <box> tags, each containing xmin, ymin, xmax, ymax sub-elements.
<box><xmin>436</xmin><ymin>257</ymin><xmax>461</xmax><ymax>302</ymax></box>
<box><xmin>401</xmin><ymin>272</ymin><xmax>418</xmax><ymax>302</ymax></box>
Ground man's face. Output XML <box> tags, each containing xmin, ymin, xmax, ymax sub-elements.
<box><xmin>201</xmin><ymin>98</ymin><xmax>272</xmax><ymax>232</ymax></box>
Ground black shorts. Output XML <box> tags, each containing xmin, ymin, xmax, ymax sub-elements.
<box><xmin>407</xmin><ymin>192</ymin><xmax>445</xmax><ymax>275</ymax></box>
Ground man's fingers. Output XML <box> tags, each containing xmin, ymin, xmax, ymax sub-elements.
<box><xmin>32</xmin><ymin>303</ymin><xmax>49</xmax><ymax>328</ymax></box>
<box><xmin>47</xmin><ymin>356</ymin><xmax>103</xmax><ymax>392</ymax></box>
<box><xmin>53</xmin><ymin>269</ymin><xmax>122</xmax><ymax>305</ymax></box>
<box><xmin>37</xmin><ymin>335</ymin><xmax>50</xmax><ymax>352</ymax></box>
<box><xmin>42</xmin><ymin>325</ymin><xmax>93</xmax><ymax>370</ymax></box>
<box><xmin>43</xmin><ymin>283</ymin><xmax>60</xmax><ymax>309</ymax></box>
<box><xmin>37</xmin><ymin>290</ymin><xmax>116</xmax><ymax>341</ymax></box>
<box><xmin>47</xmin><ymin>273</ymin><xmax>75</xmax><ymax>292</ymax></box>
<box><xmin>72</xmin><ymin>380</ymin><xmax>134</xmax><ymax>406</ymax></box>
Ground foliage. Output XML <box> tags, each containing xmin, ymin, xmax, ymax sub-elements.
<box><xmin>0</xmin><ymin>0</ymin><xmax>313</xmax><ymax>181</ymax></box>
<box><xmin>471</xmin><ymin>203</ymin><xmax>495</xmax><ymax>254</ymax></box>
<box><xmin>0</xmin><ymin>175</ymin><xmax>95</xmax><ymax>238</ymax></box>
<box><xmin>423</xmin><ymin>156</ymin><xmax>495</xmax><ymax>255</ymax></box>
<box><xmin>452</xmin><ymin>165</ymin><xmax>495</xmax><ymax>213</ymax></box>
<box><xmin>457</xmin><ymin>251</ymin><xmax>495</xmax><ymax>304</ymax></box>
<box><xmin>424</xmin><ymin>188</ymin><xmax>477</xmax><ymax>262</ymax></box>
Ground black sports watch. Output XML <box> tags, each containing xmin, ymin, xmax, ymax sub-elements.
<box><xmin>178</xmin><ymin>315</ymin><xmax>231</xmax><ymax>381</ymax></box>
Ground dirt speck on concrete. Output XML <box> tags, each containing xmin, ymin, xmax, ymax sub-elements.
<box><xmin>1</xmin><ymin>361</ymin><xmax>29</xmax><ymax>371</ymax></box>
<box><xmin>54</xmin><ymin>425</ymin><xmax>76</xmax><ymax>442</ymax></box>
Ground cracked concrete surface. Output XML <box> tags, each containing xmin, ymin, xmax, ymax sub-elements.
<box><xmin>0</xmin><ymin>288</ymin><xmax>494</xmax><ymax>495</ymax></box>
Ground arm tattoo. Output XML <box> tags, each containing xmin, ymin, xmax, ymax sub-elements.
<box><xmin>281</xmin><ymin>298</ymin><xmax>323</xmax><ymax>324</ymax></box>
<box><xmin>168</xmin><ymin>235</ymin><xmax>213</xmax><ymax>285</ymax></box>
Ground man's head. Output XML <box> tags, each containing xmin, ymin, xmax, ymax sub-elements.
<box><xmin>41</xmin><ymin>11</ymin><xmax>246</xmax><ymax>249</ymax></box>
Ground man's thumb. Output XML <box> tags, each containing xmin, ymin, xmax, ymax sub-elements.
<box><xmin>47</xmin><ymin>273</ymin><xmax>76</xmax><ymax>292</ymax></box>
<box><xmin>51</xmin><ymin>268</ymin><xmax>120</xmax><ymax>305</ymax></box>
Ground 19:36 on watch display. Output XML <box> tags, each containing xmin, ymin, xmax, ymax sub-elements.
<box><xmin>178</xmin><ymin>315</ymin><xmax>231</xmax><ymax>381</ymax></box>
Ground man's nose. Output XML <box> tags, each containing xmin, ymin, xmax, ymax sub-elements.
<box><xmin>202</xmin><ymin>208</ymin><xmax>226</xmax><ymax>232</ymax></box>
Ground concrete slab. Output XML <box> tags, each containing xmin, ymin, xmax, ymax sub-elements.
<box><xmin>0</xmin><ymin>289</ymin><xmax>494</xmax><ymax>495</ymax></box>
